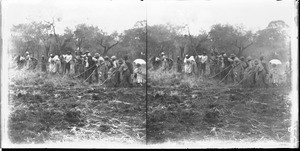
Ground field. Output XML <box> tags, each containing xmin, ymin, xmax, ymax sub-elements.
<box><xmin>7</xmin><ymin>69</ymin><xmax>146</xmax><ymax>145</ymax></box>
<box><xmin>147</xmin><ymin>69</ymin><xmax>293</xmax><ymax>145</ymax></box>
<box><xmin>5</xmin><ymin>67</ymin><xmax>294</xmax><ymax>147</ymax></box>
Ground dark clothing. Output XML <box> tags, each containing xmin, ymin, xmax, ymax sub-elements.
<box><xmin>86</xmin><ymin>56</ymin><xmax>96</xmax><ymax>84</ymax></box>
<box><xmin>65</xmin><ymin>62</ymin><xmax>71</xmax><ymax>73</ymax></box>
<box><xmin>221</xmin><ymin>57</ymin><xmax>232</xmax><ymax>84</ymax></box>
<box><xmin>120</xmin><ymin>69</ymin><xmax>132</xmax><ymax>87</ymax></box>
<box><xmin>200</xmin><ymin>62</ymin><xmax>206</xmax><ymax>75</ymax></box>
<box><xmin>124</xmin><ymin>61</ymin><xmax>134</xmax><ymax>87</ymax></box>
<box><xmin>125</xmin><ymin>61</ymin><xmax>134</xmax><ymax>74</ymax></box>
<box><xmin>41</xmin><ymin>58</ymin><xmax>47</xmax><ymax>72</ymax></box>
<box><xmin>177</xmin><ymin>58</ymin><xmax>183</xmax><ymax>73</ymax></box>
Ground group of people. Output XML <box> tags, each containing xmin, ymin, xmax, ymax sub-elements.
<box><xmin>15</xmin><ymin>51</ymin><xmax>38</xmax><ymax>70</ymax></box>
<box><xmin>175</xmin><ymin>51</ymin><xmax>290</xmax><ymax>87</ymax></box>
<box><xmin>16</xmin><ymin>50</ymin><xmax>290</xmax><ymax>88</ymax></box>
<box><xmin>42</xmin><ymin>51</ymin><xmax>146</xmax><ymax>87</ymax></box>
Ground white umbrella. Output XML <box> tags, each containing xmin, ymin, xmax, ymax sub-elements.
<box><xmin>133</xmin><ymin>59</ymin><xmax>146</xmax><ymax>65</ymax></box>
<box><xmin>269</xmin><ymin>59</ymin><xmax>282</xmax><ymax>65</ymax></box>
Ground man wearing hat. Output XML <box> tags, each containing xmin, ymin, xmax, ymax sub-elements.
<box><xmin>112</xmin><ymin>59</ymin><xmax>126</xmax><ymax>87</ymax></box>
<box><xmin>111</xmin><ymin>56</ymin><xmax>118</xmax><ymax>69</ymax></box>
<box><xmin>221</xmin><ymin>53</ymin><xmax>232</xmax><ymax>84</ymax></box>
<box><xmin>256</xmin><ymin>56</ymin><xmax>269</xmax><ymax>87</ymax></box>
<box><xmin>104</xmin><ymin>56</ymin><xmax>112</xmax><ymax>70</ymax></box>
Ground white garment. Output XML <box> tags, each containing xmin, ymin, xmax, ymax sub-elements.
<box><xmin>48</xmin><ymin>57</ymin><xmax>56</xmax><ymax>73</ymax></box>
<box><xmin>201</xmin><ymin>55</ymin><xmax>208</xmax><ymax>63</ymax></box>
<box><xmin>184</xmin><ymin>58</ymin><xmax>187</xmax><ymax>64</ymax></box>
<box><xmin>65</xmin><ymin>54</ymin><xmax>73</xmax><ymax>63</ymax></box>
<box><xmin>134</xmin><ymin>67</ymin><xmax>144</xmax><ymax>83</ymax></box>
<box><xmin>198</xmin><ymin>55</ymin><xmax>203</xmax><ymax>62</ymax></box>
<box><xmin>189</xmin><ymin>56</ymin><xmax>195</xmax><ymax>62</ymax></box>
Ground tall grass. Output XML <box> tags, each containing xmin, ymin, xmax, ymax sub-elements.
<box><xmin>9</xmin><ymin>68</ymin><xmax>81</xmax><ymax>88</ymax></box>
<box><xmin>148</xmin><ymin>68</ymin><xmax>219</xmax><ymax>89</ymax></box>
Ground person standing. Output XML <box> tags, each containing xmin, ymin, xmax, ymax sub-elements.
<box><xmin>123</xmin><ymin>55</ymin><xmax>134</xmax><ymax>87</ymax></box>
<box><xmin>83</xmin><ymin>52</ymin><xmax>89</xmax><ymax>80</ymax></box>
<box><xmin>200</xmin><ymin>53</ymin><xmax>208</xmax><ymax>77</ymax></box>
<box><xmin>93</xmin><ymin>53</ymin><xmax>103</xmax><ymax>83</ymax></box>
<box><xmin>65</xmin><ymin>51</ymin><xmax>73</xmax><ymax>75</ymax></box>
<box><xmin>190</xmin><ymin>55</ymin><xmax>197</xmax><ymax>75</ymax></box>
<box><xmin>257</xmin><ymin>56</ymin><xmax>269</xmax><ymax>87</ymax></box>
<box><xmin>99</xmin><ymin>57</ymin><xmax>108</xmax><ymax>83</ymax></box>
<box><xmin>25</xmin><ymin>51</ymin><xmax>32</xmax><ymax>70</ymax></box>
<box><xmin>209</xmin><ymin>52</ymin><xmax>216</xmax><ymax>77</ymax></box>
<box><xmin>176</xmin><ymin>56</ymin><xmax>183</xmax><ymax>73</ymax></box>
<box><xmin>111</xmin><ymin>56</ymin><xmax>118</xmax><ymax>70</ymax></box>
<box><xmin>196</xmin><ymin>54</ymin><xmax>202</xmax><ymax>76</ymax></box>
<box><xmin>86</xmin><ymin>52</ymin><xmax>96</xmax><ymax>84</ymax></box>
<box><xmin>53</xmin><ymin>55</ymin><xmax>61</xmax><ymax>74</ymax></box>
<box><xmin>74</xmin><ymin>51</ymin><xmax>80</xmax><ymax>75</ymax></box>
<box><xmin>41</xmin><ymin>55</ymin><xmax>47</xmax><ymax>72</ymax></box>
<box><xmin>184</xmin><ymin>55</ymin><xmax>189</xmax><ymax>74</ymax></box>
<box><xmin>185</xmin><ymin>57</ymin><xmax>192</xmax><ymax>75</ymax></box>
<box><xmin>134</xmin><ymin>63</ymin><xmax>145</xmax><ymax>85</ymax></box>
<box><xmin>269</xmin><ymin>64</ymin><xmax>280</xmax><ymax>86</ymax></box>
<box><xmin>78</xmin><ymin>51</ymin><xmax>85</xmax><ymax>79</ymax></box>
<box><xmin>48</xmin><ymin>54</ymin><xmax>56</xmax><ymax>75</ymax></box>
<box><xmin>221</xmin><ymin>53</ymin><xmax>231</xmax><ymax>84</ymax></box>
<box><xmin>60</xmin><ymin>54</ymin><xmax>66</xmax><ymax>74</ymax></box>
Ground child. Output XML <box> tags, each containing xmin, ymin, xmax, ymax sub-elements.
<box><xmin>134</xmin><ymin>63</ymin><xmax>145</xmax><ymax>86</ymax></box>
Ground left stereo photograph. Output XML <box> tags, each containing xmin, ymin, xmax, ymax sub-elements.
<box><xmin>1</xmin><ymin>0</ymin><xmax>147</xmax><ymax>148</ymax></box>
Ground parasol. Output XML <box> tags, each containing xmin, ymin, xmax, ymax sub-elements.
<box><xmin>269</xmin><ymin>59</ymin><xmax>282</xmax><ymax>65</ymax></box>
<box><xmin>133</xmin><ymin>59</ymin><xmax>146</xmax><ymax>65</ymax></box>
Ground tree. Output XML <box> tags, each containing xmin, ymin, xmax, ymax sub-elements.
<box><xmin>186</xmin><ymin>27</ymin><xmax>210</xmax><ymax>56</ymax></box>
<box><xmin>253</xmin><ymin>20</ymin><xmax>290</xmax><ymax>61</ymax></box>
<box><xmin>209</xmin><ymin>24</ymin><xmax>254</xmax><ymax>56</ymax></box>
<box><xmin>10</xmin><ymin>21</ymin><xmax>52</xmax><ymax>58</ymax></box>
<box><xmin>119</xmin><ymin>20</ymin><xmax>146</xmax><ymax>60</ymax></box>
<box><xmin>73</xmin><ymin>24</ymin><xmax>99</xmax><ymax>52</ymax></box>
<box><xmin>147</xmin><ymin>24</ymin><xmax>179</xmax><ymax>58</ymax></box>
<box><xmin>95</xmin><ymin>31</ymin><xmax>120</xmax><ymax>56</ymax></box>
<box><xmin>231</xmin><ymin>25</ymin><xmax>254</xmax><ymax>57</ymax></box>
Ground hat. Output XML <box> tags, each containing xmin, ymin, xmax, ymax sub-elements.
<box><xmin>26</xmin><ymin>51</ymin><xmax>29</xmax><ymax>54</ymax></box>
<box><xmin>95</xmin><ymin>53</ymin><xmax>100</xmax><ymax>57</ymax></box>
<box><xmin>111</xmin><ymin>56</ymin><xmax>117</xmax><ymax>59</ymax></box>
<box><xmin>161</xmin><ymin>52</ymin><xmax>165</xmax><ymax>55</ymax></box>
<box><xmin>230</xmin><ymin>53</ymin><xmax>235</xmax><ymax>57</ymax></box>
<box><xmin>104</xmin><ymin>56</ymin><xmax>109</xmax><ymax>59</ymax></box>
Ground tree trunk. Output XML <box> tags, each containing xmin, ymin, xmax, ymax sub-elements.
<box><xmin>103</xmin><ymin>47</ymin><xmax>108</xmax><ymax>56</ymax></box>
<box><xmin>237</xmin><ymin>48</ymin><xmax>243</xmax><ymax>57</ymax></box>
<box><xmin>180</xmin><ymin>46</ymin><xmax>184</xmax><ymax>58</ymax></box>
